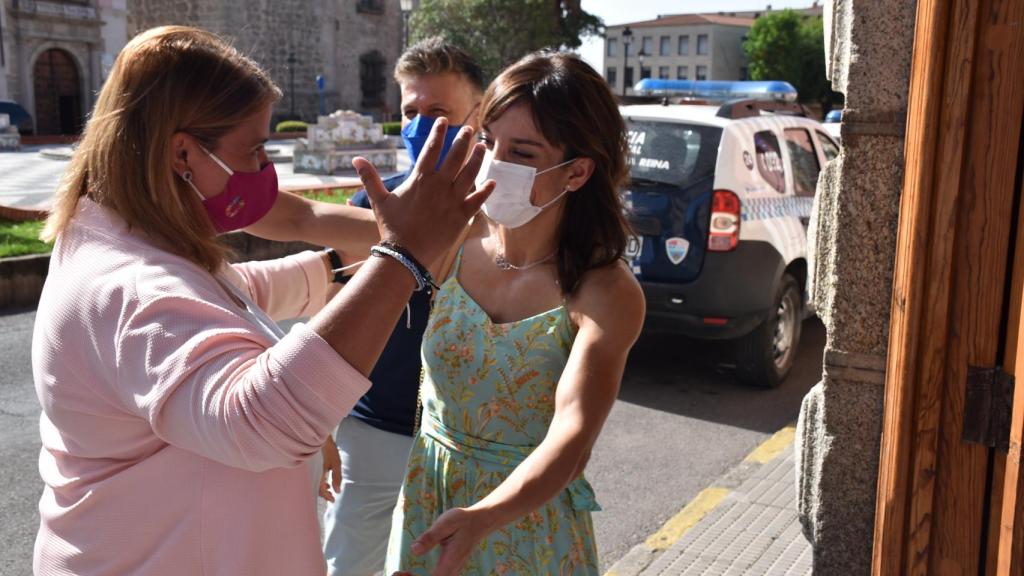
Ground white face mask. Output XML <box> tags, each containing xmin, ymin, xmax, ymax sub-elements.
<box><xmin>475</xmin><ymin>150</ymin><xmax>576</xmax><ymax>229</ymax></box>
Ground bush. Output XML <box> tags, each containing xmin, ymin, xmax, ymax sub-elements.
<box><xmin>381</xmin><ymin>121</ymin><xmax>402</xmax><ymax>136</ymax></box>
<box><xmin>275</xmin><ymin>120</ymin><xmax>308</xmax><ymax>133</ymax></box>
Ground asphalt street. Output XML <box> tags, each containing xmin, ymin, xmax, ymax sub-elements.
<box><xmin>0</xmin><ymin>308</ymin><xmax>823</xmax><ymax>575</ymax></box>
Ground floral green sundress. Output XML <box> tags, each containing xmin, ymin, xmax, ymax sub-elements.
<box><xmin>384</xmin><ymin>248</ymin><xmax>601</xmax><ymax>576</ymax></box>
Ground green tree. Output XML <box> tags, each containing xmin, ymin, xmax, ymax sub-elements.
<box><xmin>743</xmin><ymin>10</ymin><xmax>840</xmax><ymax>111</ymax></box>
<box><xmin>410</xmin><ymin>0</ymin><xmax>603</xmax><ymax>81</ymax></box>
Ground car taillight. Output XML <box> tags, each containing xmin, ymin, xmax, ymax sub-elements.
<box><xmin>708</xmin><ymin>189</ymin><xmax>740</xmax><ymax>252</ymax></box>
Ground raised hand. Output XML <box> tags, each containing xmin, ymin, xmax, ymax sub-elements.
<box><xmin>353</xmin><ymin>118</ymin><xmax>493</xmax><ymax>267</ymax></box>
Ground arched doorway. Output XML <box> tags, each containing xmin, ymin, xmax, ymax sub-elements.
<box><xmin>32</xmin><ymin>48</ymin><xmax>83</xmax><ymax>135</ymax></box>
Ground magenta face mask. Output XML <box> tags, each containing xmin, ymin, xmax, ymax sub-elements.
<box><xmin>183</xmin><ymin>146</ymin><xmax>279</xmax><ymax>233</ymax></box>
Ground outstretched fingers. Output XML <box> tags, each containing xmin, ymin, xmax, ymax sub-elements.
<box><xmin>455</xmin><ymin>142</ymin><xmax>494</xmax><ymax>216</ymax></box>
<box><xmin>414</xmin><ymin>116</ymin><xmax>449</xmax><ymax>174</ymax></box>
<box><xmin>437</xmin><ymin>125</ymin><xmax>476</xmax><ymax>181</ymax></box>
<box><xmin>352</xmin><ymin>157</ymin><xmax>388</xmax><ymax>206</ymax></box>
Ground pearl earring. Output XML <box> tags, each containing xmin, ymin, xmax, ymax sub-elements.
<box><xmin>180</xmin><ymin>170</ymin><xmax>204</xmax><ymax>200</ymax></box>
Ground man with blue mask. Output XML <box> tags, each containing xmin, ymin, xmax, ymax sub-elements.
<box><xmin>323</xmin><ymin>37</ymin><xmax>484</xmax><ymax>576</ymax></box>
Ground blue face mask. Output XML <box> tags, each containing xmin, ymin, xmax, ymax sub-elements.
<box><xmin>401</xmin><ymin>115</ymin><xmax>462</xmax><ymax>165</ymax></box>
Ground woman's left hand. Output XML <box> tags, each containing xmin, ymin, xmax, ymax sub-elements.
<box><xmin>319</xmin><ymin>436</ymin><xmax>342</xmax><ymax>502</ymax></box>
<box><xmin>410</xmin><ymin>507</ymin><xmax>486</xmax><ymax>576</ymax></box>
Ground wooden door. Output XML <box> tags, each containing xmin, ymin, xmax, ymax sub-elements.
<box><xmin>993</xmin><ymin>123</ymin><xmax>1024</xmax><ymax>574</ymax></box>
<box><xmin>872</xmin><ymin>0</ymin><xmax>1024</xmax><ymax>574</ymax></box>
<box><xmin>32</xmin><ymin>48</ymin><xmax>82</xmax><ymax>136</ymax></box>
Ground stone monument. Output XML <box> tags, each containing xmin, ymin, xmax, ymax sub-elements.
<box><xmin>293</xmin><ymin>110</ymin><xmax>396</xmax><ymax>175</ymax></box>
<box><xmin>0</xmin><ymin>114</ymin><xmax>20</xmax><ymax>151</ymax></box>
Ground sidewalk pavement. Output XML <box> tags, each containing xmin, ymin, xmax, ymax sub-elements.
<box><xmin>607</xmin><ymin>427</ymin><xmax>812</xmax><ymax>576</ymax></box>
<box><xmin>0</xmin><ymin>141</ymin><xmax>409</xmax><ymax>213</ymax></box>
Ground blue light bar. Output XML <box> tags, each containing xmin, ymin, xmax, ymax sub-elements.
<box><xmin>632</xmin><ymin>79</ymin><xmax>798</xmax><ymax>102</ymax></box>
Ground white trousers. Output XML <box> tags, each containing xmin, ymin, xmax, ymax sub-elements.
<box><xmin>322</xmin><ymin>417</ymin><xmax>414</xmax><ymax>576</ymax></box>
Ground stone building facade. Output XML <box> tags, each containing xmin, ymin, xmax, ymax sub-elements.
<box><xmin>604</xmin><ymin>15</ymin><xmax>753</xmax><ymax>96</ymax></box>
<box><xmin>603</xmin><ymin>4</ymin><xmax>825</xmax><ymax>96</ymax></box>
<box><xmin>0</xmin><ymin>0</ymin><xmax>126</xmax><ymax>135</ymax></box>
<box><xmin>129</xmin><ymin>0</ymin><xmax>403</xmax><ymax>124</ymax></box>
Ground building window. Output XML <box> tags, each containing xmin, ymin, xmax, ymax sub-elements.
<box><xmin>607</xmin><ymin>38</ymin><xmax>618</xmax><ymax>57</ymax></box>
<box><xmin>641</xmin><ymin>36</ymin><xmax>653</xmax><ymax>56</ymax></box>
<box><xmin>359</xmin><ymin>50</ymin><xmax>386</xmax><ymax>108</ymax></box>
<box><xmin>678</xmin><ymin>35</ymin><xmax>689</xmax><ymax>55</ymax></box>
<box><xmin>658</xmin><ymin>66</ymin><xmax>669</xmax><ymax>80</ymax></box>
<box><xmin>607</xmin><ymin>67</ymin><xmax>617</xmax><ymax>87</ymax></box>
<box><xmin>624</xmin><ymin>66</ymin><xmax>634</xmax><ymax>89</ymax></box>
<box><xmin>356</xmin><ymin>0</ymin><xmax>385</xmax><ymax>14</ymax></box>
<box><xmin>740</xmin><ymin>67</ymin><xmax>748</xmax><ymax>80</ymax></box>
<box><xmin>697</xmin><ymin>34</ymin><xmax>709</xmax><ymax>55</ymax></box>
<box><xmin>696</xmin><ymin>65</ymin><xmax>708</xmax><ymax>80</ymax></box>
<box><xmin>677</xmin><ymin>65</ymin><xmax>689</xmax><ymax>80</ymax></box>
<box><xmin>640</xmin><ymin>66</ymin><xmax>651</xmax><ymax>80</ymax></box>
<box><xmin>659</xmin><ymin>36</ymin><xmax>671</xmax><ymax>56</ymax></box>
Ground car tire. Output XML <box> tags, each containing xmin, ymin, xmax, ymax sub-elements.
<box><xmin>735</xmin><ymin>273</ymin><xmax>802</xmax><ymax>388</ymax></box>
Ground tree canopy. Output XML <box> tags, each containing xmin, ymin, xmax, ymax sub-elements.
<box><xmin>743</xmin><ymin>9</ymin><xmax>840</xmax><ymax>110</ymax></box>
<box><xmin>409</xmin><ymin>0</ymin><xmax>603</xmax><ymax>81</ymax></box>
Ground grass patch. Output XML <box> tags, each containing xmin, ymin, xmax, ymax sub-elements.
<box><xmin>0</xmin><ymin>218</ymin><xmax>51</xmax><ymax>257</ymax></box>
<box><xmin>295</xmin><ymin>187</ymin><xmax>357</xmax><ymax>205</ymax></box>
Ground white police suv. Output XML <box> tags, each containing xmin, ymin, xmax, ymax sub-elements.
<box><xmin>621</xmin><ymin>80</ymin><xmax>840</xmax><ymax>387</ymax></box>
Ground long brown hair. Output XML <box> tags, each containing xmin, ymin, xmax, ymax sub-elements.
<box><xmin>42</xmin><ymin>26</ymin><xmax>281</xmax><ymax>272</ymax></box>
<box><xmin>479</xmin><ymin>51</ymin><xmax>630</xmax><ymax>294</ymax></box>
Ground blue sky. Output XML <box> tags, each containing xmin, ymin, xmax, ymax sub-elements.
<box><xmin>577</xmin><ymin>0</ymin><xmax>819</xmax><ymax>70</ymax></box>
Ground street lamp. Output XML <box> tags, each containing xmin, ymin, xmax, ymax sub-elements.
<box><xmin>400</xmin><ymin>0</ymin><xmax>414</xmax><ymax>51</ymax></box>
<box><xmin>287</xmin><ymin>52</ymin><xmax>297</xmax><ymax>119</ymax></box>
<box><xmin>621</xmin><ymin>26</ymin><xmax>632</xmax><ymax>97</ymax></box>
<box><xmin>638</xmin><ymin>49</ymin><xmax>647</xmax><ymax>81</ymax></box>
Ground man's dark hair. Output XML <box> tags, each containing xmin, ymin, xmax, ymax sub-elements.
<box><xmin>394</xmin><ymin>36</ymin><xmax>485</xmax><ymax>92</ymax></box>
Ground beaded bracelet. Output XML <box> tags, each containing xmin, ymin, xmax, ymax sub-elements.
<box><xmin>378</xmin><ymin>240</ymin><xmax>439</xmax><ymax>291</ymax></box>
<box><xmin>370</xmin><ymin>245</ymin><xmax>430</xmax><ymax>292</ymax></box>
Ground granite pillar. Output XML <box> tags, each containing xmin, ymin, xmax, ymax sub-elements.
<box><xmin>796</xmin><ymin>0</ymin><xmax>918</xmax><ymax>573</ymax></box>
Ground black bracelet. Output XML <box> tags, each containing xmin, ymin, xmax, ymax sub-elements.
<box><xmin>370</xmin><ymin>245</ymin><xmax>428</xmax><ymax>292</ymax></box>
<box><xmin>322</xmin><ymin>248</ymin><xmax>351</xmax><ymax>284</ymax></box>
<box><xmin>378</xmin><ymin>240</ymin><xmax>438</xmax><ymax>291</ymax></box>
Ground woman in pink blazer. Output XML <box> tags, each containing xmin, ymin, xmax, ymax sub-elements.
<box><xmin>31</xmin><ymin>25</ymin><xmax>491</xmax><ymax>576</ymax></box>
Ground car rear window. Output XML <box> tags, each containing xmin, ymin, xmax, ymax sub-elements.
<box><xmin>625</xmin><ymin>119</ymin><xmax>722</xmax><ymax>188</ymax></box>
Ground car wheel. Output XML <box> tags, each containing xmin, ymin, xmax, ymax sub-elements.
<box><xmin>735</xmin><ymin>273</ymin><xmax>802</xmax><ymax>388</ymax></box>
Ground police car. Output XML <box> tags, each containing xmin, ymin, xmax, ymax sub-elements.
<box><xmin>621</xmin><ymin>80</ymin><xmax>840</xmax><ymax>387</ymax></box>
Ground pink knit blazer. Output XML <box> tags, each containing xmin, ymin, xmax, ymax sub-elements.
<box><xmin>32</xmin><ymin>199</ymin><xmax>369</xmax><ymax>575</ymax></box>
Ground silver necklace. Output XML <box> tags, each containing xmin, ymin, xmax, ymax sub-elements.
<box><xmin>494</xmin><ymin>245</ymin><xmax>556</xmax><ymax>271</ymax></box>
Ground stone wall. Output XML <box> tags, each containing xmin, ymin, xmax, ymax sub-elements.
<box><xmin>2</xmin><ymin>0</ymin><xmax>104</xmax><ymax>131</ymax></box>
<box><xmin>129</xmin><ymin>0</ymin><xmax>401</xmax><ymax>123</ymax></box>
<box><xmin>796</xmin><ymin>0</ymin><xmax>918</xmax><ymax>573</ymax></box>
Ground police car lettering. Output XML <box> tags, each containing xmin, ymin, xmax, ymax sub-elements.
<box><xmin>627</xmin><ymin>130</ymin><xmax>646</xmax><ymax>156</ymax></box>
<box><xmin>637</xmin><ymin>157</ymin><xmax>671</xmax><ymax>170</ymax></box>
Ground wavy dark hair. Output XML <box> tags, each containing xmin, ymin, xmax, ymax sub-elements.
<box><xmin>480</xmin><ymin>51</ymin><xmax>631</xmax><ymax>294</ymax></box>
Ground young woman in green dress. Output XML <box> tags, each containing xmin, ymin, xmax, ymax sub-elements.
<box><xmin>382</xmin><ymin>51</ymin><xmax>646</xmax><ymax>576</ymax></box>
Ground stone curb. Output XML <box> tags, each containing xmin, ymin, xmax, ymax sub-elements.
<box><xmin>0</xmin><ymin>233</ymin><xmax>320</xmax><ymax>311</ymax></box>
<box><xmin>603</xmin><ymin>425</ymin><xmax>797</xmax><ymax>576</ymax></box>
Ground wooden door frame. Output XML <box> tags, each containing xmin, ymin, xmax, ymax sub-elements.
<box><xmin>873</xmin><ymin>0</ymin><xmax>1024</xmax><ymax>574</ymax></box>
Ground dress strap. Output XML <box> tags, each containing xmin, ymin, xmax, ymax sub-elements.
<box><xmin>448</xmin><ymin>245</ymin><xmax>465</xmax><ymax>281</ymax></box>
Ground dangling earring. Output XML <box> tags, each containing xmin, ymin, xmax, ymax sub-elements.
<box><xmin>181</xmin><ymin>170</ymin><xmax>204</xmax><ymax>200</ymax></box>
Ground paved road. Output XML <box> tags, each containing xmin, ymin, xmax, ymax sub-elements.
<box><xmin>0</xmin><ymin>308</ymin><xmax>823</xmax><ymax>575</ymax></box>
<box><xmin>0</xmin><ymin>143</ymin><xmax>410</xmax><ymax>212</ymax></box>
